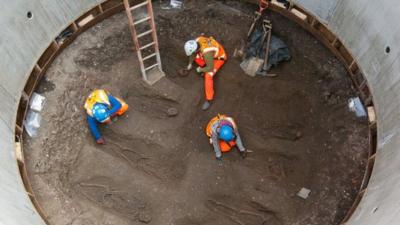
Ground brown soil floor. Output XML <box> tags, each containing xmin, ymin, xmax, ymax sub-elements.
<box><xmin>25</xmin><ymin>1</ymin><xmax>369</xmax><ymax>225</ymax></box>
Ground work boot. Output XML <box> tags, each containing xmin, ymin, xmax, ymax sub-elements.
<box><xmin>240</xmin><ymin>151</ymin><xmax>247</xmax><ymax>159</ymax></box>
<box><xmin>216</xmin><ymin>156</ymin><xmax>223</xmax><ymax>166</ymax></box>
<box><xmin>96</xmin><ymin>137</ymin><xmax>105</xmax><ymax>145</ymax></box>
<box><xmin>202</xmin><ymin>101</ymin><xmax>211</xmax><ymax>110</ymax></box>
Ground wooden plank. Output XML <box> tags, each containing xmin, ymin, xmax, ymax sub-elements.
<box><xmin>77</xmin><ymin>14</ymin><xmax>94</xmax><ymax>27</ymax></box>
<box><xmin>367</xmin><ymin>106</ymin><xmax>376</xmax><ymax>124</ymax></box>
<box><xmin>76</xmin><ymin>7</ymin><xmax>101</xmax><ymax>27</ymax></box>
<box><xmin>290</xmin><ymin>8</ymin><xmax>307</xmax><ymax>20</ymax></box>
<box><xmin>369</xmin><ymin>154</ymin><xmax>376</xmax><ymax>161</ymax></box>
<box><xmin>15</xmin><ymin>141</ymin><xmax>23</xmax><ymax>162</ymax></box>
<box><xmin>98</xmin><ymin>5</ymin><xmax>104</xmax><ymax>13</ymax></box>
<box><xmin>71</xmin><ymin>22</ymin><xmax>78</xmax><ymax>31</ymax></box>
<box><xmin>15</xmin><ymin>125</ymin><xmax>23</xmax><ymax>136</ymax></box>
<box><xmin>349</xmin><ymin>61</ymin><xmax>358</xmax><ymax>75</ymax></box>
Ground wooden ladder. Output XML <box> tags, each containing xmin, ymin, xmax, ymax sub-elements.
<box><xmin>123</xmin><ymin>0</ymin><xmax>165</xmax><ymax>85</ymax></box>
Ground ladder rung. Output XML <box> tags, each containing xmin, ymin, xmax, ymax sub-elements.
<box><xmin>140</xmin><ymin>42</ymin><xmax>155</xmax><ymax>50</ymax></box>
<box><xmin>137</xmin><ymin>29</ymin><xmax>153</xmax><ymax>38</ymax></box>
<box><xmin>142</xmin><ymin>53</ymin><xmax>157</xmax><ymax>61</ymax></box>
<box><xmin>145</xmin><ymin>63</ymin><xmax>158</xmax><ymax>71</ymax></box>
<box><xmin>134</xmin><ymin>16</ymin><xmax>151</xmax><ymax>25</ymax></box>
<box><xmin>130</xmin><ymin>1</ymin><xmax>149</xmax><ymax>10</ymax></box>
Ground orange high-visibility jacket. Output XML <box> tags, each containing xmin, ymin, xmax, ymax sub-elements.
<box><xmin>196</xmin><ymin>36</ymin><xmax>227</xmax><ymax>60</ymax></box>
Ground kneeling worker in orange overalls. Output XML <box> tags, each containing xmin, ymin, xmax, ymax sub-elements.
<box><xmin>84</xmin><ymin>89</ymin><xmax>129</xmax><ymax>144</ymax></box>
<box><xmin>206</xmin><ymin>115</ymin><xmax>248</xmax><ymax>162</ymax></box>
<box><xmin>184</xmin><ymin>35</ymin><xmax>227</xmax><ymax>110</ymax></box>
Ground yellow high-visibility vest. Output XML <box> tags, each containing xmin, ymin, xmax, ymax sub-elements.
<box><xmin>84</xmin><ymin>89</ymin><xmax>111</xmax><ymax>116</ymax></box>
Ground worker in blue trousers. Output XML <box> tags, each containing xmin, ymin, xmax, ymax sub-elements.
<box><xmin>84</xmin><ymin>89</ymin><xmax>128</xmax><ymax>144</ymax></box>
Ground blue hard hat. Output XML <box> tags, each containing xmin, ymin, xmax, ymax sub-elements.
<box><xmin>218</xmin><ymin>125</ymin><xmax>235</xmax><ymax>142</ymax></box>
<box><xmin>92</xmin><ymin>103</ymin><xmax>109</xmax><ymax>123</ymax></box>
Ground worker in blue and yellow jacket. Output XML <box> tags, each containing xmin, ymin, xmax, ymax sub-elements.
<box><xmin>84</xmin><ymin>89</ymin><xmax>128</xmax><ymax>144</ymax></box>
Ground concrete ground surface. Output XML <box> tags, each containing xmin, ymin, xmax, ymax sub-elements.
<box><xmin>24</xmin><ymin>1</ymin><xmax>369</xmax><ymax>225</ymax></box>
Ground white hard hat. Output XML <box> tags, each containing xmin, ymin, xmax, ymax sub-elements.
<box><xmin>184</xmin><ymin>40</ymin><xmax>198</xmax><ymax>56</ymax></box>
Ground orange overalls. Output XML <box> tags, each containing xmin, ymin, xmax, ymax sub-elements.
<box><xmin>194</xmin><ymin>36</ymin><xmax>227</xmax><ymax>101</ymax></box>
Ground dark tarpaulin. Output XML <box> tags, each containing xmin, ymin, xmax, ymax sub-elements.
<box><xmin>244</xmin><ymin>23</ymin><xmax>291</xmax><ymax>76</ymax></box>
